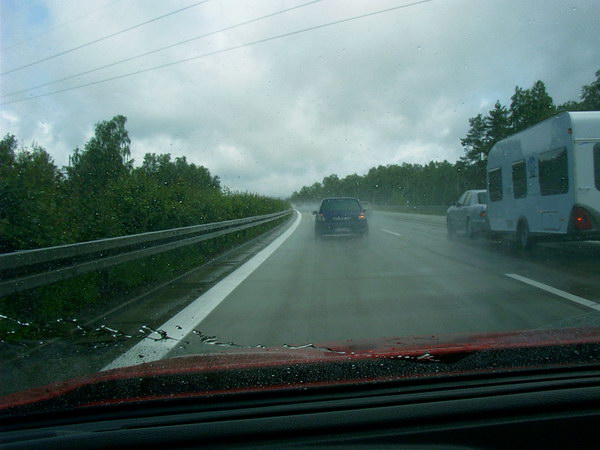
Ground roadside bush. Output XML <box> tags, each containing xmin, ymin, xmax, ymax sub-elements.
<box><xmin>0</xmin><ymin>117</ymin><xmax>290</xmax><ymax>331</ymax></box>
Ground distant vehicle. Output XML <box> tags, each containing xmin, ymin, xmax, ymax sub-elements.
<box><xmin>359</xmin><ymin>200</ymin><xmax>373</xmax><ymax>215</ymax></box>
<box><xmin>313</xmin><ymin>197</ymin><xmax>368</xmax><ymax>238</ymax></box>
<box><xmin>486</xmin><ymin>111</ymin><xmax>600</xmax><ymax>249</ymax></box>
<box><xmin>447</xmin><ymin>190</ymin><xmax>488</xmax><ymax>238</ymax></box>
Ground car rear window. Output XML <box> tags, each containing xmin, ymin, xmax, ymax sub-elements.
<box><xmin>477</xmin><ymin>192</ymin><xmax>488</xmax><ymax>204</ymax></box>
<box><xmin>320</xmin><ymin>199</ymin><xmax>361</xmax><ymax>212</ymax></box>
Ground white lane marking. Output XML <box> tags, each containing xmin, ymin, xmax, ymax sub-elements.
<box><xmin>506</xmin><ymin>273</ymin><xmax>600</xmax><ymax>312</ymax></box>
<box><xmin>103</xmin><ymin>210</ymin><xmax>303</xmax><ymax>371</ymax></box>
<box><xmin>381</xmin><ymin>228</ymin><xmax>402</xmax><ymax>237</ymax></box>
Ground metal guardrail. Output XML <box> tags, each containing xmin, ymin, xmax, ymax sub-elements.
<box><xmin>0</xmin><ymin>210</ymin><xmax>292</xmax><ymax>297</ymax></box>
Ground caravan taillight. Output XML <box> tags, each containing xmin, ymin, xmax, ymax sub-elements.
<box><xmin>572</xmin><ymin>206</ymin><xmax>593</xmax><ymax>231</ymax></box>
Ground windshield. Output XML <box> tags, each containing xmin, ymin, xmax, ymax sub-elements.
<box><xmin>320</xmin><ymin>198</ymin><xmax>361</xmax><ymax>212</ymax></box>
<box><xmin>1</xmin><ymin>0</ymin><xmax>600</xmax><ymax>411</ymax></box>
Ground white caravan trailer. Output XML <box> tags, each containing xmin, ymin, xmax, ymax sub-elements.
<box><xmin>486</xmin><ymin>111</ymin><xmax>600</xmax><ymax>248</ymax></box>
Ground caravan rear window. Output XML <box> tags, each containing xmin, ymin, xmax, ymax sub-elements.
<box><xmin>512</xmin><ymin>160</ymin><xmax>527</xmax><ymax>199</ymax></box>
<box><xmin>488</xmin><ymin>168</ymin><xmax>502</xmax><ymax>201</ymax></box>
<box><xmin>594</xmin><ymin>143</ymin><xmax>600</xmax><ymax>191</ymax></box>
<box><xmin>539</xmin><ymin>147</ymin><xmax>568</xmax><ymax>196</ymax></box>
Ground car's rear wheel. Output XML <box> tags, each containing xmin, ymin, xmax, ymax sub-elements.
<box><xmin>447</xmin><ymin>218</ymin><xmax>455</xmax><ymax>239</ymax></box>
<box><xmin>466</xmin><ymin>219</ymin><xmax>475</xmax><ymax>239</ymax></box>
<box><xmin>516</xmin><ymin>220</ymin><xmax>533</xmax><ymax>250</ymax></box>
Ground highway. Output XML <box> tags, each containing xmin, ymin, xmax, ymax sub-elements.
<box><xmin>3</xmin><ymin>209</ymin><xmax>600</xmax><ymax>394</ymax></box>
<box><xmin>110</xmin><ymin>208</ymin><xmax>600</xmax><ymax>366</ymax></box>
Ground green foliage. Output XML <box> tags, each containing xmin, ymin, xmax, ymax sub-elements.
<box><xmin>509</xmin><ymin>81</ymin><xmax>556</xmax><ymax>132</ymax></box>
<box><xmin>579</xmin><ymin>70</ymin><xmax>600</xmax><ymax>110</ymax></box>
<box><xmin>460</xmin><ymin>80</ymin><xmax>556</xmax><ymax>186</ymax></box>
<box><xmin>559</xmin><ymin>69</ymin><xmax>600</xmax><ymax>112</ymax></box>
<box><xmin>0</xmin><ymin>272</ymin><xmax>101</xmax><ymax>324</ymax></box>
<box><xmin>459</xmin><ymin>70</ymin><xmax>598</xmax><ymax>188</ymax></box>
<box><xmin>0</xmin><ymin>116</ymin><xmax>290</xmax><ymax>325</ymax></box>
<box><xmin>64</xmin><ymin>115</ymin><xmax>134</xmax><ymax>241</ymax></box>
<box><xmin>1</xmin><ymin>115</ymin><xmax>287</xmax><ymax>251</ymax></box>
<box><xmin>0</xmin><ymin>135</ymin><xmax>68</xmax><ymax>252</ymax></box>
<box><xmin>0</xmin><ymin>216</ymin><xmax>287</xmax><ymax>327</ymax></box>
<box><xmin>292</xmin><ymin>69</ymin><xmax>599</xmax><ymax>206</ymax></box>
<box><xmin>291</xmin><ymin>160</ymin><xmax>461</xmax><ymax>206</ymax></box>
<box><xmin>459</xmin><ymin>101</ymin><xmax>512</xmax><ymax>186</ymax></box>
<box><xmin>116</xmin><ymin>153</ymin><xmax>223</xmax><ymax>233</ymax></box>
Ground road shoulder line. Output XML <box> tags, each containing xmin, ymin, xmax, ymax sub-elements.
<box><xmin>381</xmin><ymin>228</ymin><xmax>402</xmax><ymax>237</ymax></box>
<box><xmin>103</xmin><ymin>210</ymin><xmax>302</xmax><ymax>371</ymax></box>
<box><xmin>506</xmin><ymin>273</ymin><xmax>600</xmax><ymax>312</ymax></box>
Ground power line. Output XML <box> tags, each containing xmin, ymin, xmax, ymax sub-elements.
<box><xmin>0</xmin><ymin>0</ymin><xmax>125</xmax><ymax>53</ymax></box>
<box><xmin>0</xmin><ymin>0</ymin><xmax>212</xmax><ymax>76</ymax></box>
<box><xmin>1</xmin><ymin>0</ymin><xmax>434</xmax><ymax>106</ymax></box>
<box><xmin>1</xmin><ymin>0</ymin><xmax>324</xmax><ymax>99</ymax></box>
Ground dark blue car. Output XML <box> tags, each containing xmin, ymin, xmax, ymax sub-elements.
<box><xmin>313</xmin><ymin>197</ymin><xmax>368</xmax><ymax>238</ymax></box>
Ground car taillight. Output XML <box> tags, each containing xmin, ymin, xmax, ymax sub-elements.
<box><xmin>479</xmin><ymin>210</ymin><xmax>487</xmax><ymax>217</ymax></box>
<box><xmin>316</xmin><ymin>213</ymin><xmax>325</xmax><ymax>221</ymax></box>
<box><xmin>572</xmin><ymin>206</ymin><xmax>593</xmax><ymax>231</ymax></box>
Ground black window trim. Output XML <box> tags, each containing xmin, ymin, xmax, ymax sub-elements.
<box><xmin>594</xmin><ymin>143</ymin><xmax>600</xmax><ymax>192</ymax></box>
<box><xmin>538</xmin><ymin>146</ymin><xmax>569</xmax><ymax>196</ymax></box>
<box><xmin>512</xmin><ymin>159</ymin><xmax>527</xmax><ymax>199</ymax></box>
<box><xmin>488</xmin><ymin>167</ymin><xmax>503</xmax><ymax>202</ymax></box>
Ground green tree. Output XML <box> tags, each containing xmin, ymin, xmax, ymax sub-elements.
<box><xmin>0</xmin><ymin>133</ymin><xmax>17</xmax><ymax>167</ymax></box>
<box><xmin>0</xmin><ymin>134</ymin><xmax>19</xmax><ymax>252</ymax></box>
<box><xmin>460</xmin><ymin>114</ymin><xmax>488</xmax><ymax>165</ymax></box>
<box><xmin>295</xmin><ymin>72</ymin><xmax>596</xmax><ymax>208</ymax></box>
<box><xmin>459</xmin><ymin>113</ymin><xmax>489</xmax><ymax>187</ymax></box>
<box><xmin>321</xmin><ymin>174</ymin><xmax>341</xmax><ymax>197</ymax></box>
<box><xmin>65</xmin><ymin>115</ymin><xmax>133</xmax><ymax>240</ymax></box>
<box><xmin>121</xmin><ymin>153</ymin><xmax>223</xmax><ymax>231</ymax></box>
<box><xmin>0</xmin><ymin>137</ymin><xmax>66</xmax><ymax>252</ymax></box>
<box><xmin>459</xmin><ymin>101</ymin><xmax>511</xmax><ymax>187</ymax></box>
<box><xmin>509</xmin><ymin>80</ymin><xmax>555</xmax><ymax>132</ymax></box>
<box><xmin>486</xmin><ymin>101</ymin><xmax>511</xmax><ymax>144</ymax></box>
<box><xmin>579</xmin><ymin>69</ymin><xmax>600</xmax><ymax>111</ymax></box>
<box><xmin>67</xmin><ymin>115</ymin><xmax>132</xmax><ymax>188</ymax></box>
<box><xmin>559</xmin><ymin>69</ymin><xmax>600</xmax><ymax>111</ymax></box>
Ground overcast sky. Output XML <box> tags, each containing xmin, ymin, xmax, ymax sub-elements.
<box><xmin>1</xmin><ymin>0</ymin><xmax>599</xmax><ymax>197</ymax></box>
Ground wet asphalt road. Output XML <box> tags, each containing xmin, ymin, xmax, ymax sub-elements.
<box><xmin>166</xmin><ymin>209</ymin><xmax>600</xmax><ymax>355</ymax></box>
<box><xmin>3</xmin><ymin>210</ymin><xmax>600</xmax><ymax>395</ymax></box>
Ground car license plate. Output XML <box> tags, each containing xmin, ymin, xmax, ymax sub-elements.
<box><xmin>335</xmin><ymin>227</ymin><xmax>350</xmax><ymax>233</ymax></box>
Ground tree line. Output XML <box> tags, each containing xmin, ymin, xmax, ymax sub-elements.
<box><xmin>1</xmin><ymin>115</ymin><xmax>290</xmax><ymax>324</ymax></box>
<box><xmin>291</xmin><ymin>70</ymin><xmax>600</xmax><ymax>206</ymax></box>
<box><xmin>1</xmin><ymin>115</ymin><xmax>288</xmax><ymax>253</ymax></box>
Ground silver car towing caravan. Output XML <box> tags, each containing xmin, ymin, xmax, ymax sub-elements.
<box><xmin>486</xmin><ymin>111</ymin><xmax>600</xmax><ymax>248</ymax></box>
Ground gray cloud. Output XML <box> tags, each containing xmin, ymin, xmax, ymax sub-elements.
<box><xmin>1</xmin><ymin>0</ymin><xmax>599</xmax><ymax>197</ymax></box>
